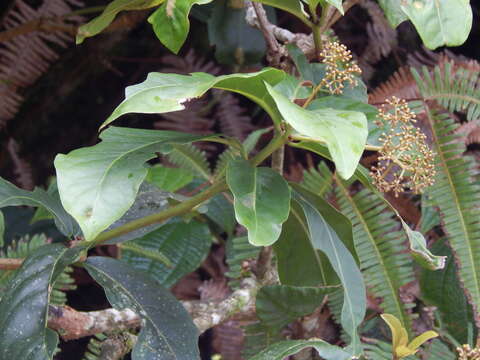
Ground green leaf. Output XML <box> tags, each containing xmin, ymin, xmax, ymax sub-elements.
<box><xmin>101</xmin><ymin>68</ymin><xmax>285</xmax><ymax>128</ymax></box>
<box><xmin>266</xmin><ymin>83</ymin><xmax>368</xmax><ymax>179</ymax></box>
<box><xmin>167</xmin><ymin>143</ymin><xmax>211</xmax><ymax>181</ymax></box>
<box><xmin>0</xmin><ymin>244</ymin><xmax>83</xmax><ymax>359</ymax></box>
<box><xmin>205</xmin><ymin>194</ymin><xmax>236</xmax><ymax>236</ymax></box>
<box><xmin>274</xmin><ymin>199</ymin><xmax>337</xmax><ymax>287</ymax></box>
<box><xmin>0</xmin><ymin>210</ymin><xmax>4</xmax><ymax>247</ymax></box>
<box><xmin>0</xmin><ymin>177</ymin><xmax>79</xmax><ymax>238</ymax></box>
<box><xmin>226</xmin><ymin>159</ymin><xmax>291</xmax><ymax>246</ymax></box>
<box><xmin>120</xmin><ymin>219</ymin><xmax>211</xmax><ymax>287</ymax></box>
<box><xmin>400</xmin><ymin>0</ymin><xmax>472</xmax><ymax>49</ymax></box>
<box><xmin>248</xmin><ymin>339</ymin><xmax>351</xmax><ymax>360</ymax></box>
<box><xmin>292</xmin><ymin>188</ymin><xmax>366</xmax><ymax>354</ymax></box>
<box><xmin>146</xmin><ymin>165</ymin><xmax>193</xmax><ymax>192</ymax></box>
<box><xmin>76</xmin><ymin>0</ymin><xmax>165</xmax><ymax>44</ymax></box>
<box><xmin>420</xmin><ymin>240</ymin><xmax>475</xmax><ymax>344</ymax></box>
<box><xmin>54</xmin><ymin>126</ymin><xmax>212</xmax><ymax>241</ymax></box>
<box><xmin>84</xmin><ymin>256</ymin><xmax>199</xmax><ymax>359</ymax></box>
<box><xmin>208</xmin><ymin>0</ymin><xmax>268</xmax><ymax>65</ymax></box>
<box><xmin>316</xmin><ymin>0</ymin><xmax>344</xmax><ymax>14</ymax></box>
<box><xmin>376</xmin><ymin>0</ymin><xmax>408</xmax><ymax>27</ymax></box>
<box><xmin>290</xmin><ymin>141</ymin><xmax>446</xmax><ymax>270</ymax></box>
<box><xmin>148</xmin><ymin>0</ymin><xmax>212</xmax><ymax>54</ymax></box>
<box><xmin>253</xmin><ymin>0</ymin><xmax>311</xmax><ymax>25</ymax></box>
<box><xmin>256</xmin><ymin>285</ymin><xmax>337</xmax><ymax>330</ymax></box>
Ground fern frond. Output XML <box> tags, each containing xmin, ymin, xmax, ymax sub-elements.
<box><xmin>51</xmin><ymin>265</ymin><xmax>76</xmax><ymax>305</ymax></box>
<box><xmin>225</xmin><ymin>236</ymin><xmax>260</xmax><ymax>287</ymax></box>
<box><xmin>301</xmin><ymin>162</ymin><xmax>334</xmax><ymax>197</ymax></box>
<box><xmin>166</xmin><ymin>143</ymin><xmax>211</xmax><ymax>181</ymax></box>
<box><xmin>81</xmin><ymin>333</ymin><xmax>107</xmax><ymax>360</ymax></box>
<box><xmin>412</xmin><ymin>62</ymin><xmax>480</xmax><ymax>121</ymax></box>
<box><xmin>334</xmin><ymin>180</ymin><xmax>415</xmax><ymax>329</ymax></box>
<box><xmin>213</xmin><ymin>148</ymin><xmax>237</xmax><ymax>179</ymax></box>
<box><xmin>423</xmin><ymin>105</ymin><xmax>480</xmax><ymax>320</ymax></box>
<box><xmin>369</xmin><ymin>67</ymin><xmax>418</xmax><ymax>104</ymax></box>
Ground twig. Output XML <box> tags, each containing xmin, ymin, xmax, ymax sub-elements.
<box><xmin>0</xmin><ymin>258</ymin><xmax>23</xmax><ymax>270</ymax></box>
<box><xmin>99</xmin><ymin>333</ymin><xmax>137</xmax><ymax>360</ymax></box>
<box><xmin>48</xmin><ymin>278</ymin><xmax>258</xmax><ymax>340</ymax></box>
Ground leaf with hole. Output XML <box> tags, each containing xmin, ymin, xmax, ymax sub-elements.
<box><xmin>226</xmin><ymin>159</ymin><xmax>291</xmax><ymax>246</ymax></box>
<box><xmin>54</xmin><ymin>126</ymin><xmax>213</xmax><ymax>241</ymax></box>
<box><xmin>84</xmin><ymin>256</ymin><xmax>199</xmax><ymax>359</ymax></box>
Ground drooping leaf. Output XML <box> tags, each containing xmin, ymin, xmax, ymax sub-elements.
<box><xmin>55</xmin><ymin>126</ymin><xmax>213</xmax><ymax>241</ymax></box>
<box><xmin>400</xmin><ymin>0</ymin><xmax>472</xmax><ymax>49</ymax></box>
<box><xmin>0</xmin><ymin>244</ymin><xmax>83</xmax><ymax>359</ymax></box>
<box><xmin>335</xmin><ymin>179</ymin><xmax>415</xmax><ymax>330</ymax></box>
<box><xmin>148</xmin><ymin>0</ymin><xmax>212</xmax><ymax>54</ymax></box>
<box><xmin>266</xmin><ymin>83</ymin><xmax>368</xmax><ymax>179</ymax></box>
<box><xmin>290</xmin><ymin>141</ymin><xmax>446</xmax><ymax>270</ymax></box>
<box><xmin>256</xmin><ymin>284</ymin><xmax>337</xmax><ymax>330</ymax></box>
<box><xmin>0</xmin><ymin>177</ymin><xmax>79</xmax><ymax>238</ymax></box>
<box><xmin>146</xmin><ymin>165</ymin><xmax>194</xmax><ymax>192</ymax></box>
<box><xmin>292</xmin><ymin>188</ymin><xmax>366</xmax><ymax>354</ymax></box>
<box><xmin>208</xmin><ymin>0</ymin><xmax>268</xmax><ymax>65</ymax></box>
<box><xmin>84</xmin><ymin>256</ymin><xmax>199</xmax><ymax>359</ymax></box>
<box><xmin>248</xmin><ymin>339</ymin><xmax>351</xmax><ymax>360</ymax></box>
<box><xmin>376</xmin><ymin>0</ymin><xmax>408</xmax><ymax>27</ymax></box>
<box><xmin>102</xmin><ymin>68</ymin><xmax>285</xmax><ymax>128</ymax></box>
<box><xmin>76</xmin><ymin>0</ymin><xmax>165</xmax><ymax>44</ymax></box>
<box><xmin>226</xmin><ymin>159</ymin><xmax>291</xmax><ymax>246</ymax></box>
<box><xmin>120</xmin><ymin>219</ymin><xmax>211</xmax><ymax>287</ymax></box>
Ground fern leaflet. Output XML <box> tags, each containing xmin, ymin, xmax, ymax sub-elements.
<box><xmin>166</xmin><ymin>143</ymin><xmax>211</xmax><ymax>181</ymax></box>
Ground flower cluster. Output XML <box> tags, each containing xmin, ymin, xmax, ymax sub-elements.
<box><xmin>319</xmin><ymin>41</ymin><xmax>362</xmax><ymax>94</ymax></box>
<box><xmin>457</xmin><ymin>344</ymin><xmax>480</xmax><ymax>360</ymax></box>
<box><xmin>370</xmin><ymin>97</ymin><xmax>436</xmax><ymax>197</ymax></box>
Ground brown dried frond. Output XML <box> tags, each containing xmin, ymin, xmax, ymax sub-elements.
<box><xmin>7</xmin><ymin>138</ymin><xmax>34</xmax><ymax>190</ymax></box>
<box><xmin>161</xmin><ymin>49</ymin><xmax>221</xmax><ymax>75</ymax></box>
<box><xmin>358</xmin><ymin>0</ymin><xmax>397</xmax><ymax>80</ymax></box>
<box><xmin>457</xmin><ymin>344</ymin><xmax>480</xmax><ymax>360</ymax></box>
<box><xmin>370</xmin><ymin>97</ymin><xmax>436</xmax><ymax>197</ymax></box>
<box><xmin>319</xmin><ymin>41</ymin><xmax>362</xmax><ymax>95</ymax></box>
<box><xmin>0</xmin><ymin>0</ymin><xmax>84</xmax><ymax>127</ymax></box>
<box><xmin>214</xmin><ymin>90</ymin><xmax>253</xmax><ymax>140</ymax></box>
<box><xmin>212</xmin><ymin>321</ymin><xmax>245</xmax><ymax>360</ymax></box>
<box><xmin>455</xmin><ymin>121</ymin><xmax>480</xmax><ymax>145</ymax></box>
<box><xmin>369</xmin><ymin>67</ymin><xmax>419</xmax><ymax>104</ymax></box>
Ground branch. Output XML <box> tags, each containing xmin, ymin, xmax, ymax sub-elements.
<box><xmin>0</xmin><ymin>258</ymin><xmax>23</xmax><ymax>270</ymax></box>
<box><xmin>48</xmin><ymin>278</ymin><xmax>258</xmax><ymax>340</ymax></box>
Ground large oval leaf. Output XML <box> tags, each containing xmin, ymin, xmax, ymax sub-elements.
<box><xmin>249</xmin><ymin>339</ymin><xmax>351</xmax><ymax>360</ymax></box>
<box><xmin>266</xmin><ymin>83</ymin><xmax>368</xmax><ymax>180</ymax></box>
<box><xmin>54</xmin><ymin>126</ymin><xmax>212</xmax><ymax>241</ymax></box>
<box><xmin>292</xmin><ymin>188</ymin><xmax>366</xmax><ymax>355</ymax></box>
<box><xmin>400</xmin><ymin>0</ymin><xmax>472</xmax><ymax>49</ymax></box>
<box><xmin>226</xmin><ymin>159</ymin><xmax>291</xmax><ymax>246</ymax></box>
<box><xmin>149</xmin><ymin>0</ymin><xmax>212</xmax><ymax>54</ymax></box>
<box><xmin>377</xmin><ymin>0</ymin><xmax>408</xmax><ymax>27</ymax></box>
<box><xmin>0</xmin><ymin>177</ymin><xmax>80</xmax><ymax>238</ymax></box>
<box><xmin>84</xmin><ymin>256</ymin><xmax>199</xmax><ymax>360</ymax></box>
<box><xmin>120</xmin><ymin>219</ymin><xmax>212</xmax><ymax>287</ymax></box>
<box><xmin>102</xmin><ymin>68</ymin><xmax>285</xmax><ymax>128</ymax></box>
<box><xmin>0</xmin><ymin>244</ymin><xmax>83</xmax><ymax>359</ymax></box>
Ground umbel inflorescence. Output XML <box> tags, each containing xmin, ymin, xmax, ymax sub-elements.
<box><xmin>319</xmin><ymin>41</ymin><xmax>362</xmax><ymax>95</ymax></box>
<box><xmin>457</xmin><ymin>344</ymin><xmax>480</xmax><ymax>360</ymax></box>
<box><xmin>371</xmin><ymin>97</ymin><xmax>436</xmax><ymax>197</ymax></box>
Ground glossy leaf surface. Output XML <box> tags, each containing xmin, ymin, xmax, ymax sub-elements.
<box><xmin>121</xmin><ymin>219</ymin><xmax>212</xmax><ymax>287</ymax></box>
<box><xmin>85</xmin><ymin>256</ymin><xmax>199</xmax><ymax>360</ymax></box>
<box><xmin>55</xmin><ymin>126</ymin><xmax>211</xmax><ymax>241</ymax></box>
<box><xmin>226</xmin><ymin>159</ymin><xmax>291</xmax><ymax>246</ymax></box>
<box><xmin>0</xmin><ymin>244</ymin><xmax>82</xmax><ymax>359</ymax></box>
<box><xmin>102</xmin><ymin>68</ymin><xmax>285</xmax><ymax>128</ymax></box>
<box><xmin>266</xmin><ymin>83</ymin><xmax>367</xmax><ymax>179</ymax></box>
<box><xmin>377</xmin><ymin>0</ymin><xmax>408</xmax><ymax>26</ymax></box>
<box><xmin>146</xmin><ymin>165</ymin><xmax>193</xmax><ymax>192</ymax></box>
